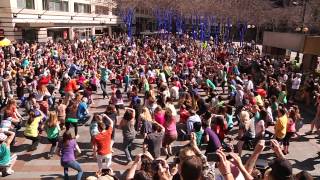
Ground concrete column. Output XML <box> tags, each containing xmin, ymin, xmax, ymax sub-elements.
<box><xmin>68</xmin><ymin>0</ymin><xmax>74</xmax><ymax>13</ymax></box>
<box><xmin>35</xmin><ymin>0</ymin><xmax>42</xmax><ymax>10</ymax></box>
<box><xmin>91</xmin><ymin>26</ymin><xmax>95</xmax><ymax>36</ymax></box>
<box><xmin>108</xmin><ymin>26</ymin><xmax>112</xmax><ymax>36</ymax></box>
<box><xmin>1</xmin><ymin>23</ymin><xmax>22</xmax><ymax>41</ymax></box>
<box><xmin>69</xmin><ymin>27</ymin><xmax>74</xmax><ymax>40</ymax></box>
<box><xmin>302</xmin><ymin>54</ymin><xmax>318</xmax><ymax>73</ymax></box>
<box><xmin>91</xmin><ymin>3</ymin><xmax>95</xmax><ymax>14</ymax></box>
<box><xmin>37</xmin><ymin>28</ymin><xmax>47</xmax><ymax>43</ymax></box>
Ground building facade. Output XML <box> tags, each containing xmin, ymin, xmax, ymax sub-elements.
<box><xmin>0</xmin><ymin>0</ymin><xmax>120</xmax><ymax>42</ymax></box>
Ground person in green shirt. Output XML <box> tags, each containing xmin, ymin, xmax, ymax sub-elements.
<box><xmin>46</xmin><ymin>111</ymin><xmax>61</xmax><ymax>158</ymax></box>
<box><xmin>193</xmin><ymin>122</ymin><xmax>204</xmax><ymax>147</ymax></box>
<box><xmin>100</xmin><ymin>65</ymin><xmax>112</xmax><ymax>99</ymax></box>
<box><xmin>0</xmin><ymin>130</ymin><xmax>17</xmax><ymax>175</ymax></box>
<box><xmin>143</xmin><ymin>78</ymin><xmax>150</xmax><ymax>94</ymax></box>
<box><xmin>206</xmin><ymin>78</ymin><xmax>216</xmax><ymax>90</ymax></box>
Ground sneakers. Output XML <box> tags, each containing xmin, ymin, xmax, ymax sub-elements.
<box><xmin>6</xmin><ymin>169</ymin><xmax>14</xmax><ymax>175</ymax></box>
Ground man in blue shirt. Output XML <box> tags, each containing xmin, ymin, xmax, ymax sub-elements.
<box><xmin>77</xmin><ymin>97</ymin><xmax>92</xmax><ymax>125</ymax></box>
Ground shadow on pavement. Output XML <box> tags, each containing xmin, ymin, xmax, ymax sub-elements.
<box><xmin>289</xmin><ymin>152</ymin><xmax>320</xmax><ymax>172</ymax></box>
<box><xmin>112</xmin><ymin>154</ymin><xmax>129</xmax><ymax>166</ymax></box>
<box><xmin>18</xmin><ymin>152</ymin><xmax>48</xmax><ymax>162</ymax></box>
<box><xmin>40</xmin><ymin>174</ymin><xmax>64</xmax><ymax>180</ymax></box>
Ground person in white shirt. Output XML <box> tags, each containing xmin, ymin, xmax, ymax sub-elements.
<box><xmin>246</xmin><ymin>75</ymin><xmax>254</xmax><ymax>92</ymax></box>
<box><xmin>290</xmin><ymin>73</ymin><xmax>302</xmax><ymax>102</ymax></box>
<box><xmin>186</xmin><ymin>110</ymin><xmax>201</xmax><ymax>135</ymax></box>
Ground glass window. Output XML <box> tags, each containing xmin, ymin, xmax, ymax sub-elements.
<box><xmin>17</xmin><ymin>0</ymin><xmax>35</xmax><ymax>9</ymax></box>
<box><xmin>95</xmin><ymin>5</ymin><xmax>108</xmax><ymax>15</ymax></box>
<box><xmin>43</xmin><ymin>0</ymin><xmax>69</xmax><ymax>12</ymax></box>
<box><xmin>74</xmin><ymin>3</ymin><xmax>91</xmax><ymax>13</ymax></box>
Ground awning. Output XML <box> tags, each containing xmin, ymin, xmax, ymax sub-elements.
<box><xmin>15</xmin><ymin>22</ymin><xmax>55</xmax><ymax>28</ymax></box>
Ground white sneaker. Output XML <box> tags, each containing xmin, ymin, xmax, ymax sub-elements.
<box><xmin>6</xmin><ymin>169</ymin><xmax>14</xmax><ymax>175</ymax></box>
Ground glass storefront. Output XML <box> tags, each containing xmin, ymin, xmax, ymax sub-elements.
<box><xmin>22</xmin><ymin>29</ymin><xmax>37</xmax><ymax>42</ymax></box>
<box><xmin>74</xmin><ymin>28</ymin><xmax>92</xmax><ymax>40</ymax></box>
<box><xmin>47</xmin><ymin>29</ymin><xmax>69</xmax><ymax>42</ymax></box>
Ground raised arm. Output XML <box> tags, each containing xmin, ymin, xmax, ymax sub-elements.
<box><xmin>244</xmin><ymin>140</ymin><xmax>265</xmax><ymax>174</ymax></box>
<box><xmin>3</xmin><ymin>130</ymin><xmax>15</xmax><ymax>147</ymax></box>
<box><xmin>152</xmin><ymin>120</ymin><xmax>165</xmax><ymax>133</ymax></box>
<box><xmin>126</xmin><ymin>154</ymin><xmax>142</xmax><ymax>180</ymax></box>
<box><xmin>102</xmin><ymin>114</ymin><xmax>114</xmax><ymax>128</ymax></box>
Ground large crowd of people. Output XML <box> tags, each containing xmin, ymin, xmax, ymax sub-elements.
<box><xmin>0</xmin><ymin>33</ymin><xmax>318</xmax><ymax>180</ymax></box>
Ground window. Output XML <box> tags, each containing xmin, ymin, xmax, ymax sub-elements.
<box><xmin>17</xmin><ymin>0</ymin><xmax>35</xmax><ymax>9</ymax></box>
<box><xmin>74</xmin><ymin>3</ymin><xmax>91</xmax><ymax>13</ymax></box>
<box><xmin>95</xmin><ymin>5</ymin><xmax>109</xmax><ymax>15</ymax></box>
<box><xmin>43</xmin><ymin>0</ymin><xmax>68</xmax><ymax>12</ymax></box>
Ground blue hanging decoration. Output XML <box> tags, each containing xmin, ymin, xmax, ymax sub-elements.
<box><xmin>200</xmin><ymin>17</ymin><xmax>205</xmax><ymax>42</ymax></box>
<box><xmin>214</xmin><ymin>19</ymin><xmax>220</xmax><ymax>46</ymax></box>
<box><xmin>192</xmin><ymin>15</ymin><xmax>197</xmax><ymax>39</ymax></box>
<box><xmin>205</xmin><ymin>16</ymin><xmax>210</xmax><ymax>41</ymax></box>
<box><xmin>154</xmin><ymin>9</ymin><xmax>163</xmax><ymax>32</ymax></box>
<box><xmin>238</xmin><ymin>21</ymin><xmax>247</xmax><ymax>47</ymax></box>
<box><xmin>121</xmin><ymin>8</ymin><xmax>134</xmax><ymax>41</ymax></box>
<box><xmin>197</xmin><ymin>15</ymin><xmax>201</xmax><ymax>40</ymax></box>
<box><xmin>168</xmin><ymin>11</ymin><xmax>173</xmax><ymax>34</ymax></box>
<box><xmin>223</xmin><ymin>18</ymin><xmax>230</xmax><ymax>43</ymax></box>
<box><xmin>175</xmin><ymin>13</ymin><xmax>183</xmax><ymax>35</ymax></box>
<box><xmin>225</xmin><ymin>17</ymin><xmax>232</xmax><ymax>43</ymax></box>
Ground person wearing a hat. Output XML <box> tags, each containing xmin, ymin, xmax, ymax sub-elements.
<box><xmin>0</xmin><ymin>130</ymin><xmax>16</xmax><ymax>175</ymax></box>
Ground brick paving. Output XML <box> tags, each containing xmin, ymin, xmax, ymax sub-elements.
<box><xmin>2</xmin><ymin>86</ymin><xmax>320</xmax><ymax>179</ymax></box>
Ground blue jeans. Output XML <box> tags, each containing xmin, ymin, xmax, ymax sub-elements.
<box><xmin>61</xmin><ymin>160</ymin><xmax>83</xmax><ymax>180</ymax></box>
<box><xmin>123</xmin><ymin>138</ymin><xmax>134</xmax><ymax>161</ymax></box>
<box><xmin>100</xmin><ymin>80</ymin><xmax>108</xmax><ymax>98</ymax></box>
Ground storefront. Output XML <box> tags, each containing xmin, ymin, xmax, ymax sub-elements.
<box><xmin>22</xmin><ymin>29</ymin><xmax>37</xmax><ymax>42</ymax></box>
<box><xmin>47</xmin><ymin>28</ymin><xmax>69</xmax><ymax>41</ymax></box>
<box><xmin>74</xmin><ymin>28</ymin><xmax>92</xmax><ymax>40</ymax></box>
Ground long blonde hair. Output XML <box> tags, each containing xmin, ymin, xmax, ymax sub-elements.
<box><xmin>48</xmin><ymin>111</ymin><xmax>59</xmax><ymax>128</ymax></box>
<box><xmin>140</xmin><ymin>107</ymin><xmax>153</xmax><ymax>122</ymax></box>
<box><xmin>240</xmin><ymin>111</ymin><xmax>251</xmax><ymax>130</ymax></box>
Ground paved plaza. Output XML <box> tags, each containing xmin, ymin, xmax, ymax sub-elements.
<box><xmin>3</xmin><ymin>85</ymin><xmax>320</xmax><ymax>180</ymax></box>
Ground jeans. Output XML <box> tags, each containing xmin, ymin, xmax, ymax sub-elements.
<box><xmin>123</xmin><ymin>138</ymin><xmax>134</xmax><ymax>161</ymax></box>
<box><xmin>78</xmin><ymin>114</ymin><xmax>92</xmax><ymax>125</ymax></box>
<box><xmin>48</xmin><ymin>138</ymin><xmax>58</xmax><ymax>155</ymax></box>
<box><xmin>100</xmin><ymin>80</ymin><xmax>108</xmax><ymax>98</ymax></box>
<box><xmin>124</xmin><ymin>82</ymin><xmax>129</xmax><ymax>92</ymax></box>
<box><xmin>61</xmin><ymin>160</ymin><xmax>83</xmax><ymax>180</ymax></box>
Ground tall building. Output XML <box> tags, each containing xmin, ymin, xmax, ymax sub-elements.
<box><xmin>0</xmin><ymin>0</ymin><xmax>120</xmax><ymax>42</ymax></box>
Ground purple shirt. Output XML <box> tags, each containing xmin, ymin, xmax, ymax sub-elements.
<box><xmin>204</xmin><ymin>127</ymin><xmax>221</xmax><ymax>153</ymax></box>
<box><xmin>59</xmin><ymin>139</ymin><xmax>76</xmax><ymax>162</ymax></box>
